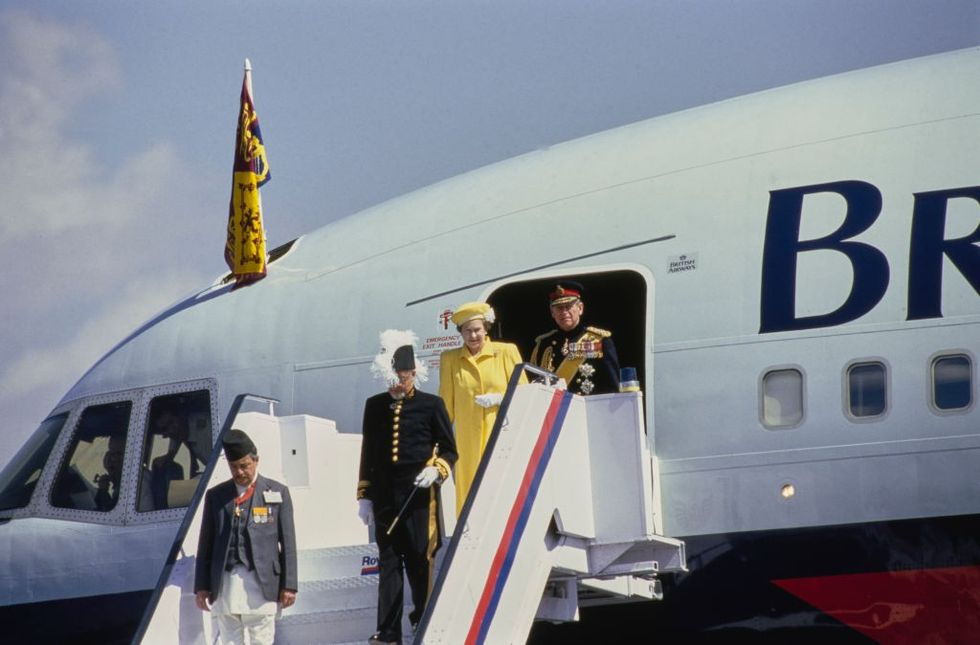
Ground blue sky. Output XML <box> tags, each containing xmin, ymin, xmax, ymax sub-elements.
<box><xmin>1</xmin><ymin>1</ymin><xmax>977</xmax><ymax>466</ymax></box>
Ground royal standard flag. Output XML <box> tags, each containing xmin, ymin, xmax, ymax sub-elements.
<box><xmin>225</xmin><ymin>58</ymin><xmax>271</xmax><ymax>286</ymax></box>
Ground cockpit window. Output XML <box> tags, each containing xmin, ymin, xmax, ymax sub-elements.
<box><xmin>51</xmin><ymin>401</ymin><xmax>132</xmax><ymax>512</ymax></box>
<box><xmin>137</xmin><ymin>390</ymin><xmax>212</xmax><ymax>512</ymax></box>
<box><xmin>0</xmin><ymin>413</ymin><xmax>68</xmax><ymax>512</ymax></box>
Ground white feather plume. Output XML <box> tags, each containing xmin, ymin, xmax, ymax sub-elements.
<box><xmin>370</xmin><ymin>329</ymin><xmax>428</xmax><ymax>387</ymax></box>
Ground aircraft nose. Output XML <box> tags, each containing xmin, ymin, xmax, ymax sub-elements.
<box><xmin>0</xmin><ymin>517</ymin><xmax>164</xmax><ymax>643</ymax></box>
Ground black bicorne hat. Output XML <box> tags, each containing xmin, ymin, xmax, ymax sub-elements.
<box><xmin>392</xmin><ymin>345</ymin><xmax>416</xmax><ymax>371</ymax></box>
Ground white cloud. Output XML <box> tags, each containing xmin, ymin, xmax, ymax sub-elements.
<box><xmin>0</xmin><ymin>10</ymin><xmax>125</xmax><ymax>237</ymax></box>
<box><xmin>0</xmin><ymin>272</ymin><xmax>198</xmax><ymax>401</ymax></box>
<box><xmin>0</xmin><ymin>11</ymin><xmax>212</xmax><ymax>465</ymax></box>
<box><xmin>0</xmin><ymin>270</ymin><xmax>203</xmax><ymax>468</ymax></box>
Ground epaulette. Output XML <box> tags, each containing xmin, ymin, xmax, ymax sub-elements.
<box><xmin>586</xmin><ymin>326</ymin><xmax>612</xmax><ymax>338</ymax></box>
<box><xmin>534</xmin><ymin>329</ymin><xmax>560</xmax><ymax>343</ymax></box>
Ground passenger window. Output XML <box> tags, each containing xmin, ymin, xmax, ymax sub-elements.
<box><xmin>138</xmin><ymin>390</ymin><xmax>212</xmax><ymax>512</ymax></box>
<box><xmin>761</xmin><ymin>368</ymin><xmax>803</xmax><ymax>428</ymax></box>
<box><xmin>932</xmin><ymin>354</ymin><xmax>972</xmax><ymax>411</ymax></box>
<box><xmin>0</xmin><ymin>413</ymin><xmax>68</xmax><ymax>511</ymax></box>
<box><xmin>51</xmin><ymin>402</ymin><xmax>132</xmax><ymax>512</ymax></box>
<box><xmin>846</xmin><ymin>362</ymin><xmax>887</xmax><ymax>418</ymax></box>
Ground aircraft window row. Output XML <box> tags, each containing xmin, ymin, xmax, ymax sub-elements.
<box><xmin>761</xmin><ymin>353</ymin><xmax>974</xmax><ymax>429</ymax></box>
<box><xmin>44</xmin><ymin>390</ymin><xmax>213</xmax><ymax>514</ymax></box>
<box><xmin>0</xmin><ymin>388</ymin><xmax>216</xmax><ymax>515</ymax></box>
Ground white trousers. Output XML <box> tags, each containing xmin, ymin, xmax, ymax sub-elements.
<box><xmin>214</xmin><ymin>612</ymin><xmax>275</xmax><ymax>645</ymax></box>
<box><xmin>213</xmin><ymin>565</ymin><xmax>278</xmax><ymax>645</ymax></box>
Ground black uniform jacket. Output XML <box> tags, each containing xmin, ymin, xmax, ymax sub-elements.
<box><xmin>358</xmin><ymin>389</ymin><xmax>457</xmax><ymax>522</ymax></box>
<box><xmin>530</xmin><ymin>323</ymin><xmax>620</xmax><ymax>395</ymax></box>
<box><xmin>194</xmin><ymin>473</ymin><xmax>298</xmax><ymax>603</ymax></box>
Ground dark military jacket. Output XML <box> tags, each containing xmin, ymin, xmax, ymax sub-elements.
<box><xmin>530</xmin><ymin>323</ymin><xmax>620</xmax><ymax>395</ymax></box>
<box><xmin>357</xmin><ymin>389</ymin><xmax>457</xmax><ymax>522</ymax></box>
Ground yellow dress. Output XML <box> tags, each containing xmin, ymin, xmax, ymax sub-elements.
<box><xmin>439</xmin><ymin>339</ymin><xmax>527</xmax><ymax>515</ymax></box>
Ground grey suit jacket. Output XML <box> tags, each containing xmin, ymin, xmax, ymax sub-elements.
<box><xmin>194</xmin><ymin>473</ymin><xmax>298</xmax><ymax>603</ymax></box>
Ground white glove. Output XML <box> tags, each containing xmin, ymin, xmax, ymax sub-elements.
<box><xmin>414</xmin><ymin>466</ymin><xmax>440</xmax><ymax>488</ymax></box>
<box><xmin>357</xmin><ymin>499</ymin><xmax>373</xmax><ymax>526</ymax></box>
<box><xmin>474</xmin><ymin>392</ymin><xmax>504</xmax><ymax>408</ymax></box>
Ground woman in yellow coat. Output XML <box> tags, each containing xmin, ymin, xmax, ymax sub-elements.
<box><xmin>439</xmin><ymin>302</ymin><xmax>527</xmax><ymax>516</ymax></box>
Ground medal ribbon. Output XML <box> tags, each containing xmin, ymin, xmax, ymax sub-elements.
<box><xmin>234</xmin><ymin>481</ymin><xmax>256</xmax><ymax>517</ymax></box>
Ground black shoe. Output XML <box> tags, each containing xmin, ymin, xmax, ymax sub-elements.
<box><xmin>368</xmin><ymin>633</ymin><xmax>399</xmax><ymax>645</ymax></box>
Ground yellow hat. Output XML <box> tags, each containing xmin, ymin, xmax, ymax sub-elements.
<box><xmin>451</xmin><ymin>301</ymin><xmax>495</xmax><ymax>326</ymax></box>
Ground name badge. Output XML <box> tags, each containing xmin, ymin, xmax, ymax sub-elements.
<box><xmin>252</xmin><ymin>506</ymin><xmax>271</xmax><ymax>524</ymax></box>
<box><xmin>263</xmin><ymin>490</ymin><xmax>283</xmax><ymax>504</ymax></box>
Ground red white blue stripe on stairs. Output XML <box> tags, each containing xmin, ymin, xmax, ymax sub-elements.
<box><xmin>465</xmin><ymin>389</ymin><xmax>573</xmax><ymax>645</ymax></box>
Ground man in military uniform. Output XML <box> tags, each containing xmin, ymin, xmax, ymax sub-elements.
<box><xmin>357</xmin><ymin>341</ymin><xmax>457</xmax><ymax>645</ymax></box>
<box><xmin>530</xmin><ymin>281</ymin><xmax>621</xmax><ymax>395</ymax></box>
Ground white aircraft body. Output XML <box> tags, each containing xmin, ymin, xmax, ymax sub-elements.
<box><xmin>0</xmin><ymin>47</ymin><xmax>978</xmax><ymax>643</ymax></box>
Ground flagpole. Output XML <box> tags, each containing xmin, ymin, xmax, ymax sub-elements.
<box><xmin>243</xmin><ymin>58</ymin><xmax>253</xmax><ymax>95</ymax></box>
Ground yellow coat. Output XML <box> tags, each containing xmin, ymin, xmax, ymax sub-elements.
<box><xmin>439</xmin><ymin>340</ymin><xmax>527</xmax><ymax>515</ymax></box>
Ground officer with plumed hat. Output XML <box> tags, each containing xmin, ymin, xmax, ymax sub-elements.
<box><xmin>358</xmin><ymin>330</ymin><xmax>457</xmax><ymax>645</ymax></box>
<box><xmin>529</xmin><ymin>281</ymin><xmax>621</xmax><ymax>395</ymax></box>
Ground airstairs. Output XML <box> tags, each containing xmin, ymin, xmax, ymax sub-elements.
<box><xmin>416</xmin><ymin>374</ymin><xmax>685</xmax><ymax>644</ymax></box>
<box><xmin>136</xmin><ymin>373</ymin><xmax>685</xmax><ymax>644</ymax></box>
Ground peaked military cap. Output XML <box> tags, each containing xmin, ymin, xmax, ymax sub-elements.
<box><xmin>549</xmin><ymin>281</ymin><xmax>584</xmax><ymax>306</ymax></box>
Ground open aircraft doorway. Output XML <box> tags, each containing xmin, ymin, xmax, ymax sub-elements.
<box><xmin>486</xmin><ymin>269</ymin><xmax>648</xmax><ymax>395</ymax></box>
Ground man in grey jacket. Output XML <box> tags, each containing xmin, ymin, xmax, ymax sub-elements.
<box><xmin>194</xmin><ymin>429</ymin><xmax>297</xmax><ymax>645</ymax></box>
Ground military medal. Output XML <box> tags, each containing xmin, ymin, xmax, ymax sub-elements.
<box><xmin>234</xmin><ymin>481</ymin><xmax>256</xmax><ymax>518</ymax></box>
<box><xmin>564</xmin><ymin>338</ymin><xmax>603</xmax><ymax>359</ymax></box>
<box><xmin>578</xmin><ymin>363</ymin><xmax>596</xmax><ymax>394</ymax></box>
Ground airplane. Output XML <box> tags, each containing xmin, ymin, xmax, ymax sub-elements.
<box><xmin>0</xmin><ymin>45</ymin><xmax>978</xmax><ymax>644</ymax></box>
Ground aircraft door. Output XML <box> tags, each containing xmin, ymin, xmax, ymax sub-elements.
<box><xmin>486</xmin><ymin>270</ymin><xmax>648</xmax><ymax>396</ymax></box>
